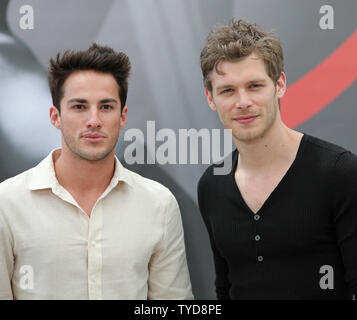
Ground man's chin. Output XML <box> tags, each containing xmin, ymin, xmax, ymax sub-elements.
<box><xmin>75</xmin><ymin>148</ymin><xmax>113</xmax><ymax>162</ymax></box>
<box><xmin>233</xmin><ymin>128</ymin><xmax>265</xmax><ymax>143</ymax></box>
<box><xmin>80</xmin><ymin>155</ymin><xmax>107</xmax><ymax>162</ymax></box>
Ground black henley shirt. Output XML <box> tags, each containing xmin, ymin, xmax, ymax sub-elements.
<box><xmin>197</xmin><ymin>134</ymin><xmax>357</xmax><ymax>299</ymax></box>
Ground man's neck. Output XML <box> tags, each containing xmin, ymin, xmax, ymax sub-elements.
<box><xmin>234</xmin><ymin>122</ymin><xmax>303</xmax><ymax>172</ymax></box>
<box><xmin>53</xmin><ymin>148</ymin><xmax>116</xmax><ymax>194</ymax></box>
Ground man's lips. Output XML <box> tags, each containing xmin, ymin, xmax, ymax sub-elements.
<box><xmin>235</xmin><ymin>115</ymin><xmax>258</xmax><ymax>124</ymax></box>
<box><xmin>81</xmin><ymin>133</ymin><xmax>106</xmax><ymax>142</ymax></box>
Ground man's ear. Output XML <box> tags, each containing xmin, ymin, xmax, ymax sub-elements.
<box><xmin>49</xmin><ymin>106</ymin><xmax>61</xmax><ymax>130</ymax></box>
<box><xmin>205</xmin><ymin>88</ymin><xmax>217</xmax><ymax>111</ymax></box>
<box><xmin>119</xmin><ymin>106</ymin><xmax>128</xmax><ymax>130</ymax></box>
<box><xmin>276</xmin><ymin>72</ymin><xmax>287</xmax><ymax>99</ymax></box>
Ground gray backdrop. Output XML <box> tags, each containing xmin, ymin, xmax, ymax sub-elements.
<box><xmin>0</xmin><ymin>0</ymin><xmax>356</xmax><ymax>299</ymax></box>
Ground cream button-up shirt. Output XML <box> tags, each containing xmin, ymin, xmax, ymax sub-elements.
<box><xmin>0</xmin><ymin>149</ymin><xmax>193</xmax><ymax>300</ymax></box>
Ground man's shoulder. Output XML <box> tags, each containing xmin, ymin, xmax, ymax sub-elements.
<box><xmin>0</xmin><ymin>168</ymin><xmax>35</xmax><ymax>220</ymax></box>
<box><xmin>302</xmin><ymin>134</ymin><xmax>357</xmax><ymax>180</ymax></box>
<box><xmin>123</xmin><ymin>167</ymin><xmax>175</xmax><ymax>203</ymax></box>
<box><xmin>198</xmin><ymin>149</ymin><xmax>237</xmax><ymax>192</ymax></box>
<box><xmin>0</xmin><ymin>168</ymin><xmax>33</xmax><ymax>198</ymax></box>
<box><xmin>305</xmin><ymin>134</ymin><xmax>351</xmax><ymax>156</ymax></box>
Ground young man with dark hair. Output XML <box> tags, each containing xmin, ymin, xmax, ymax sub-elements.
<box><xmin>197</xmin><ymin>19</ymin><xmax>357</xmax><ymax>299</ymax></box>
<box><xmin>0</xmin><ymin>44</ymin><xmax>193</xmax><ymax>300</ymax></box>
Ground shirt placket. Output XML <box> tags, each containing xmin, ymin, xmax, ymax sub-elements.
<box><xmin>252</xmin><ymin>213</ymin><xmax>263</xmax><ymax>264</ymax></box>
<box><xmin>87</xmin><ymin>201</ymin><xmax>103</xmax><ymax>300</ymax></box>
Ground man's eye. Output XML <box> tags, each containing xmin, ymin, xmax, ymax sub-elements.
<box><xmin>101</xmin><ymin>105</ymin><xmax>113</xmax><ymax>110</ymax></box>
<box><xmin>73</xmin><ymin>105</ymin><xmax>85</xmax><ymax>110</ymax></box>
<box><xmin>250</xmin><ymin>84</ymin><xmax>262</xmax><ymax>89</ymax></box>
<box><xmin>220</xmin><ymin>88</ymin><xmax>233</xmax><ymax>94</ymax></box>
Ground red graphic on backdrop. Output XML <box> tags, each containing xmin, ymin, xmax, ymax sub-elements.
<box><xmin>281</xmin><ymin>30</ymin><xmax>357</xmax><ymax>128</ymax></box>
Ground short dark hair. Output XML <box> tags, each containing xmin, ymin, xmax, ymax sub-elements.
<box><xmin>200</xmin><ymin>18</ymin><xmax>284</xmax><ymax>91</ymax></box>
<box><xmin>48</xmin><ymin>43</ymin><xmax>131</xmax><ymax>113</ymax></box>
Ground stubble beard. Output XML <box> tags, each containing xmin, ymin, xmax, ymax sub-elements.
<box><xmin>232</xmin><ymin>99</ymin><xmax>278</xmax><ymax>143</ymax></box>
<box><xmin>62</xmin><ymin>128</ymin><xmax>118</xmax><ymax>162</ymax></box>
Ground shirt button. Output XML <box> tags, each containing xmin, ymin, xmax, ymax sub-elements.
<box><xmin>254</xmin><ymin>214</ymin><xmax>260</xmax><ymax>221</ymax></box>
<box><xmin>257</xmin><ymin>256</ymin><xmax>264</xmax><ymax>262</ymax></box>
<box><xmin>91</xmin><ymin>275</ymin><xmax>96</xmax><ymax>282</ymax></box>
<box><xmin>91</xmin><ymin>240</ymin><xmax>96</xmax><ymax>247</ymax></box>
<box><xmin>254</xmin><ymin>235</ymin><xmax>261</xmax><ymax>241</ymax></box>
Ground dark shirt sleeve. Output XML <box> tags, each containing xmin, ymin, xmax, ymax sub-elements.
<box><xmin>331</xmin><ymin>151</ymin><xmax>357</xmax><ymax>296</ymax></box>
<box><xmin>197</xmin><ymin>176</ymin><xmax>231</xmax><ymax>300</ymax></box>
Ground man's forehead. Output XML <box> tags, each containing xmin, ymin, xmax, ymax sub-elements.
<box><xmin>60</xmin><ymin>71</ymin><xmax>121</xmax><ymax>106</ymax></box>
<box><xmin>215</xmin><ymin>54</ymin><xmax>264</xmax><ymax>73</ymax></box>
<box><xmin>210</xmin><ymin>55</ymin><xmax>268</xmax><ymax>85</ymax></box>
<box><xmin>62</xmin><ymin>71</ymin><xmax>120</xmax><ymax>95</ymax></box>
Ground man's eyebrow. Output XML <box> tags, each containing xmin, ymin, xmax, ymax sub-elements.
<box><xmin>215</xmin><ymin>79</ymin><xmax>268</xmax><ymax>91</ymax></box>
<box><xmin>99</xmin><ymin>98</ymin><xmax>118</xmax><ymax>104</ymax></box>
<box><xmin>67</xmin><ymin>98</ymin><xmax>88</xmax><ymax>105</ymax></box>
<box><xmin>66</xmin><ymin>98</ymin><xmax>119</xmax><ymax>105</ymax></box>
<box><xmin>215</xmin><ymin>84</ymin><xmax>234</xmax><ymax>91</ymax></box>
<box><xmin>248</xmin><ymin>79</ymin><xmax>267</xmax><ymax>84</ymax></box>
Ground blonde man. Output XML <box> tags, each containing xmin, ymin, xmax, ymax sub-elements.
<box><xmin>198</xmin><ymin>19</ymin><xmax>357</xmax><ymax>300</ymax></box>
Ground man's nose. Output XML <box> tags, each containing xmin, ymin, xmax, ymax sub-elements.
<box><xmin>235</xmin><ymin>90</ymin><xmax>252</xmax><ymax>109</ymax></box>
<box><xmin>86</xmin><ymin>108</ymin><xmax>102</xmax><ymax>129</ymax></box>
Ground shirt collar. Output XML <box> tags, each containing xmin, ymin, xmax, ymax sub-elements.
<box><xmin>112</xmin><ymin>154</ymin><xmax>134</xmax><ymax>188</ymax></box>
<box><xmin>28</xmin><ymin>148</ymin><xmax>133</xmax><ymax>191</ymax></box>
